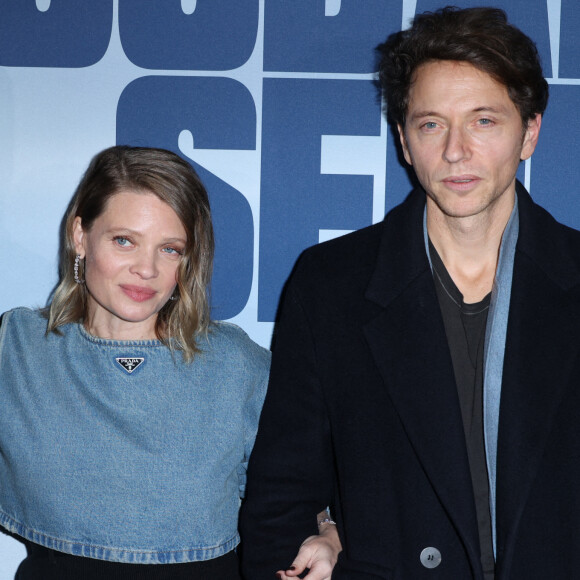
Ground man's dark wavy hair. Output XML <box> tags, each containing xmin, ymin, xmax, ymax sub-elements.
<box><xmin>377</xmin><ymin>6</ymin><xmax>549</xmax><ymax>127</ymax></box>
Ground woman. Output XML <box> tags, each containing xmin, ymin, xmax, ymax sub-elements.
<box><xmin>0</xmin><ymin>146</ymin><xmax>339</xmax><ymax>579</ymax></box>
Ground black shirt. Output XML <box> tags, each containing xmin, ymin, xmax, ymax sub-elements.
<box><xmin>429</xmin><ymin>240</ymin><xmax>495</xmax><ymax>579</ymax></box>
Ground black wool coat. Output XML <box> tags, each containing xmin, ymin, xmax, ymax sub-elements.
<box><xmin>240</xmin><ymin>184</ymin><xmax>580</xmax><ymax>579</ymax></box>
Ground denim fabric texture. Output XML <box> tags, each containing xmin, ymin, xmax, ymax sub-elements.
<box><xmin>0</xmin><ymin>308</ymin><xmax>270</xmax><ymax>563</ymax></box>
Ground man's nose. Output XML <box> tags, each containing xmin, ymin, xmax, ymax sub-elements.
<box><xmin>442</xmin><ymin>125</ymin><xmax>471</xmax><ymax>163</ymax></box>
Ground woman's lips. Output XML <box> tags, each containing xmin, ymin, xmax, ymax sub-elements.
<box><xmin>120</xmin><ymin>285</ymin><xmax>157</xmax><ymax>302</ymax></box>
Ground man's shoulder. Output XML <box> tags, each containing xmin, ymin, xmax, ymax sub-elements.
<box><xmin>294</xmin><ymin>221</ymin><xmax>386</xmax><ymax>288</ymax></box>
<box><xmin>520</xmin><ymin>193</ymin><xmax>580</xmax><ymax>266</ymax></box>
<box><xmin>294</xmin><ymin>190</ymin><xmax>423</xmax><ymax>281</ymax></box>
<box><xmin>306</xmin><ymin>220</ymin><xmax>385</xmax><ymax>260</ymax></box>
<box><xmin>519</xmin><ymin>191</ymin><xmax>580</xmax><ymax>287</ymax></box>
<box><xmin>540</xmin><ymin>214</ymin><xmax>580</xmax><ymax>287</ymax></box>
<box><xmin>542</xmin><ymin>207</ymin><xmax>580</xmax><ymax>243</ymax></box>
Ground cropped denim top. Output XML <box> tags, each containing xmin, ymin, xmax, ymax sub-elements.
<box><xmin>0</xmin><ymin>307</ymin><xmax>270</xmax><ymax>564</ymax></box>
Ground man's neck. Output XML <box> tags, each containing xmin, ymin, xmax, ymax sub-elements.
<box><xmin>426</xmin><ymin>193</ymin><xmax>515</xmax><ymax>303</ymax></box>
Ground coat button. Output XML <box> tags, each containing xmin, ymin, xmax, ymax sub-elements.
<box><xmin>420</xmin><ymin>547</ymin><xmax>442</xmax><ymax>569</ymax></box>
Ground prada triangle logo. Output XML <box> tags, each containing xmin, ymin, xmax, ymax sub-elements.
<box><xmin>115</xmin><ymin>357</ymin><xmax>145</xmax><ymax>374</ymax></box>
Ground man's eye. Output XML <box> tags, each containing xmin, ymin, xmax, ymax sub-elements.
<box><xmin>478</xmin><ymin>118</ymin><xmax>493</xmax><ymax>126</ymax></box>
<box><xmin>114</xmin><ymin>236</ymin><xmax>131</xmax><ymax>247</ymax></box>
<box><xmin>423</xmin><ymin>122</ymin><xmax>438</xmax><ymax>129</ymax></box>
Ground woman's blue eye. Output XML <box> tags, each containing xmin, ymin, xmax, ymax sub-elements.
<box><xmin>163</xmin><ymin>247</ymin><xmax>182</xmax><ymax>255</ymax></box>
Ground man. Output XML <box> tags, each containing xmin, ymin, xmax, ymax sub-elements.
<box><xmin>241</xmin><ymin>7</ymin><xmax>580</xmax><ymax>579</ymax></box>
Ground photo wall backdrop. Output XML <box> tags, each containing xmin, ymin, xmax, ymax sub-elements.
<box><xmin>0</xmin><ymin>0</ymin><xmax>577</xmax><ymax>573</ymax></box>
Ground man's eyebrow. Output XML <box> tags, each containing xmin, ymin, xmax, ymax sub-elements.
<box><xmin>472</xmin><ymin>106</ymin><xmax>509</xmax><ymax>115</ymax></box>
<box><xmin>408</xmin><ymin>110</ymin><xmax>438</xmax><ymax>121</ymax></box>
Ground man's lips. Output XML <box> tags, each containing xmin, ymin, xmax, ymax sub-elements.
<box><xmin>442</xmin><ymin>175</ymin><xmax>481</xmax><ymax>191</ymax></box>
<box><xmin>120</xmin><ymin>285</ymin><xmax>157</xmax><ymax>302</ymax></box>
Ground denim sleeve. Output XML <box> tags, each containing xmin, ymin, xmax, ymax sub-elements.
<box><xmin>239</xmin><ymin>348</ymin><xmax>270</xmax><ymax>499</ymax></box>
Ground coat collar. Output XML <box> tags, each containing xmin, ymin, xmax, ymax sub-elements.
<box><xmin>365</xmin><ymin>188</ymin><xmax>430</xmax><ymax>309</ymax></box>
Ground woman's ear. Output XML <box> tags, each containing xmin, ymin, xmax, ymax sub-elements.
<box><xmin>72</xmin><ymin>216</ymin><xmax>86</xmax><ymax>258</ymax></box>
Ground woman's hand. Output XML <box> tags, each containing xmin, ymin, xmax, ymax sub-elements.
<box><xmin>276</xmin><ymin>518</ymin><xmax>342</xmax><ymax>580</ymax></box>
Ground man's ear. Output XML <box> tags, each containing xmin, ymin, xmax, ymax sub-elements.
<box><xmin>521</xmin><ymin>113</ymin><xmax>542</xmax><ymax>161</ymax></box>
<box><xmin>72</xmin><ymin>216</ymin><xmax>86</xmax><ymax>258</ymax></box>
<box><xmin>397</xmin><ymin>123</ymin><xmax>413</xmax><ymax>166</ymax></box>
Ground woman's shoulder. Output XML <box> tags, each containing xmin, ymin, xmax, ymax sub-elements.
<box><xmin>202</xmin><ymin>321</ymin><xmax>271</xmax><ymax>370</ymax></box>
<box><xmin>1</xmin><ymin>306</ymin><xmax>46</xmax><ymax>331</ymax></box>
<box><xmin>0</xmin><ymin>308</ymin><xmax>49</xmax><ymax>355</ymax></box>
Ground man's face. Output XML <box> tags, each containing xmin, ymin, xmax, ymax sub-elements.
<box><xmin>398</xmin><ymin>60</ymin><xmax>541</xmax><ymax>222</ymax></box>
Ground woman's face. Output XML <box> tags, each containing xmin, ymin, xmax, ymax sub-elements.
<box><xmin>73</xmin><ymin>190</ymin><xmax>187</xmax><ymax>340</ymax></box>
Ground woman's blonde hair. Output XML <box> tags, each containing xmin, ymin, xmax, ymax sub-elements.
<box><xmin>47</xmin><ymin>146</ymin><xmax>214</xmax><ymax>361</ymax></box>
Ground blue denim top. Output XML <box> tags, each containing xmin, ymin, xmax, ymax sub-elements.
<box><xmin>0</xmin><ymin>307</ymin><xmax>270</xmax><ymax>563</ymax></box>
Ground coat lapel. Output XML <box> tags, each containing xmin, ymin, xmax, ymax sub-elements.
<box><xmin>363</xmin><ymin>190</ymin><xmax>482</xmax><ymax>570</ymax></box>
